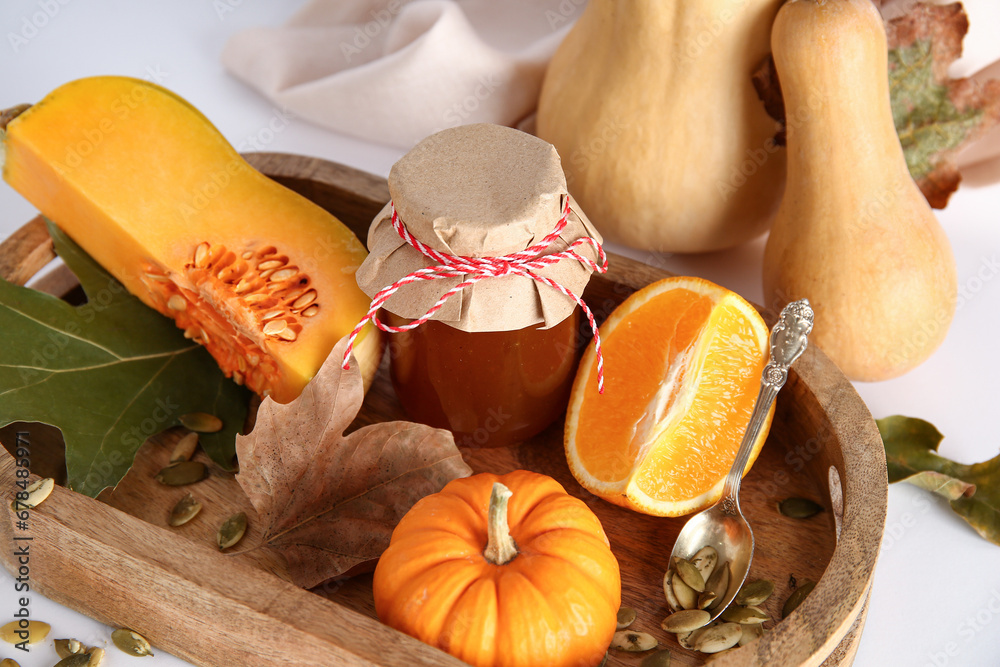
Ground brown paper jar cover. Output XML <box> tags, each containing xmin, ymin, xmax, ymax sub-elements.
<box><xmin>355</xmin><ymin>123</ymin><xmax>603</xmax><ymax>332</ymax></box>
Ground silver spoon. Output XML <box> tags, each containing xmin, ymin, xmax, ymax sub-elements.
<box><xmin>667</xmin><ymin>298</ymin><xmax>814</xmax><ymax>622</ymax></box>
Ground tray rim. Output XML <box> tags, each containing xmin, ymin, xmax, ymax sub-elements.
<box><xmin>0</xmin><ymin>152</ymin><xmax>888</xmax><ymax>667</ymax></box>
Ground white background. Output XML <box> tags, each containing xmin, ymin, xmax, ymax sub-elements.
<box><xmin>1</xmin><ymin>1</ymin><xmax>999</xmax><ymax>666</ymax></box>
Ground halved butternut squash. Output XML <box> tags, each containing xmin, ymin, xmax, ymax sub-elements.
<box><xmin>1</xmin><ymin>76</ymin><xmax>381</xmax><ymax>402</ymax></box>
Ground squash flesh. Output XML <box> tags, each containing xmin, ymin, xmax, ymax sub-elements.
<box><xmin>2</xmin><ymin>76</ymin><xmax>378</xmax><ymax>402</ymax></box>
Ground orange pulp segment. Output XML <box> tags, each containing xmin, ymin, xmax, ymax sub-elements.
<box><xmin>564</xmin><ymin>276</ymin><xmax>773</xmax><ymax>517</ymax></box>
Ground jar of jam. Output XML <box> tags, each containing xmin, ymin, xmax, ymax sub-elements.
<box><xmin>354</xmin><ymin>124</ymin><xmax>605</xmax><ymax>448</ymax></box>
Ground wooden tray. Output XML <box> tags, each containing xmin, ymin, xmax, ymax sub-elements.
<box><xmin>0</xmin><ymin>153</ymin><xmax>887</xmax><ymax>667</ymax></box>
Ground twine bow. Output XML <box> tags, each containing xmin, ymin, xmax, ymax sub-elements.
<box><xmin>342</xmin><ymin>197</ymin><xmax>608</xmax><ymax>393</ymax></box>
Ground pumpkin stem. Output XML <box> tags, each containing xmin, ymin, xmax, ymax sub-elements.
<box><xmin>484</xmin><ymin>482</ymin><xmax>518</xmax><ymax>565</ymax></box>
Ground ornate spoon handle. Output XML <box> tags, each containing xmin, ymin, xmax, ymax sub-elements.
<box><xmin>720</xmin><ymin>300</ymin><xmax>815</xmax><ymax>509</ymax></box>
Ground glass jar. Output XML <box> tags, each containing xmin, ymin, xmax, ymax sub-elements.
<box><xmin>386</xmin><ymin>309</ymin><xmax>581</xmax><ymax>448</ymax></box>
<box><xmin>354</xmin><ymin>123</ymin><xmax>605</xmax><ymax>449</ymax></box>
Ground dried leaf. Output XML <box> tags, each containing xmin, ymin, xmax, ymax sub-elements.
<box><xmin>0</xmin><ymin>221</ymin><xmax>248</xmax><ymax>496</ymax></box>
<box><xmin>879</xmin><ymin>415</ymin><xmax>1000</xmax><ymax>545</ymax></box>
<box><xmin>752</xmin><ymin>2</ymin><xmax>1000</xmax><ymax>208</ymax></box>
<box><xmin>956</xmin><ymin>60</ymin><xmax>1000</xmax><ymax>182</ymax></box>
<box><xmin>902</xmin><ymin>470</ymin><xmax>975</xmax><ymax>501</ymax></box>
<box><xmin>885</xmin><ymin>2</ymin><xmax>1000</xmax><ymax>207</ymax></box>
<box><xmin>751</xmin><ymin>55</ymin><xmax>785</xmax><ymax>147</ymax></box>
<box><xmin>236</xmin><ymin>337</ymin><xmax>472</xmax><ymax>588</ymax></box>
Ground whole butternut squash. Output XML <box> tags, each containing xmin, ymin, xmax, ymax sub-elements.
<box><xmin>537</xmin><ymin>0</ymin><xmax>786</xmax><ymax>253</ymax></box>
<box><xmin>763</xmin><ymin>0</ymin><xmax>957</xmax><ymax>381</ymax></box>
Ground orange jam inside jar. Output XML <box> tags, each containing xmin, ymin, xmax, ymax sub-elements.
<box><xmin>386</xmin><ymin>309</ymin><xmax>581</xmax><ymax>448</ymax></box>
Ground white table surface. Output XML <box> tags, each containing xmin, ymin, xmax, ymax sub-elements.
<box><xmin>1</xmin><ymin>2</ymin><xmax>999</xmax><ymax>666</ymax></box>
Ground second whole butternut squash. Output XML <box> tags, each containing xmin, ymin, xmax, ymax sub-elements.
<box><xmin>763</xmin><ymin>0</ymin><xmax>957</xmax><ymax>381</ymax></box>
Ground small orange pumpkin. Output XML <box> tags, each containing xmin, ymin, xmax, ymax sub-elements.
<box><xmin>373</xmin><ymin>470</ymin><xmax>621</xmax><ymax>667</ymax></box>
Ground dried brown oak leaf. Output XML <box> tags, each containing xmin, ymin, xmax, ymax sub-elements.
<box><xmin>235</xmin><ymin>338</ymin><xmax>472</xmax><ymax>589</ymax></box>
<box><xmin>753</xmin><ymin>1</ymin><xmax>1000</xmax><ymax>209</ymax></box>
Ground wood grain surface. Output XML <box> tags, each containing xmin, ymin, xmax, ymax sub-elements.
<box><xmin>0</xmin><ymin>152</ymin><xmax>888</xmax><ymax>667</ymax></box>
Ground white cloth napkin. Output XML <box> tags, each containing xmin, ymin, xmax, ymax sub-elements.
<box><xmin>221</xmin><ymin>0</ymin><xmax>581</xmax><ymax>148</ymax></box>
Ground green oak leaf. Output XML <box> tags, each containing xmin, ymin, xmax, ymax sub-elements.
<box><xmin>0</xmin><ymin>220</ymin><xmax>249</xmax><ymax>496</ymax></box>
<box><xmin>879</xmin><ymin>415</ymin><xmax>1000</xmax><ymax>546</ymax></box>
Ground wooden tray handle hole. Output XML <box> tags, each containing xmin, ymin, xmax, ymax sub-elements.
<box><xmin>828</xmin><ymin>464</ymin><xmax>844</xmax><ymax>541</ymax></box>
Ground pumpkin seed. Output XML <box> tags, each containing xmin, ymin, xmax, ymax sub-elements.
<box><xmin>218</xmin><ymin>512</ymin><xmax>248</xmax><ymax>550</ymax></box>
<box><xmin>663</xmin><ymin>571</ymin><xmax>682</xmax><ymax>612</ymax></box>
<box><xmin>276</xmin><ymin>327</ymin><xmax>298</xmax><ymax>342</ymax></box>
<box><xmin>739</xmin><ymin>623</ymin><xmax>765</xmax><ymax>647</ymax></box>
<box><xmin>194</xmin><ymin>242</ymin><xmax>210</xmax><ymax>267</ymax></box>
<box><xmin>735</xmin><ymin>579</ymin><xmax>775</xmax><ymax>606</ymax></box>
<box><xmin>782</xmin><ymin>580</ymin><xmax>816</xmax><ymax>619</ymax></box>
<box><xmin>256</xmin><ymin>259</ymin><xmax>285</xmax><ymax>271</ymax></box>
<box><xmin>170</xmin><ymin>431</ymin><xmax>199</xmax><ymax>463</ymax></box>
<box><xmin>54</xmin><ymin>655</ymin><xmax>90</xmax><ymax>667</ymax></box>
<box><xmin>616</xmin><ymin>607</ymin><xmax>637</xmax><ymax>629</ymax></box>
<box><xmin>640</xmin><ymin>649</ymin><xmax>672</xmax><ymax>667</ymax></box>
<box><xmin>690</xmin><ymin>546</ymin><xmax>718</xmax><ymax>582</ymax></box>
<box><xmin>676</xmin><ymin>630</ymin><xmax>696</xmax><ymax>650</ymax></box>
<box><xmin>87</xmin><ymin>647</ymin><xmax>106</xmax><ymax>667</ymax></box>
<box><xmin>697</xmin><ymin>590</ymin><xmax>717</xmax><ymax>609</ymax></box>
<box><xmin>269</xmin><ymin>267</ymin><xmax>298</xmax><ymax>283</ymax></box>
<box><xmin>706</xmin><ymin>560</ymin><xmax>731</xmax><ymax>609</ymax></box>
<box><xmin>55</xmin><ymin>638</ymin><xmax>87</xmax><ymax>658</ymax></box>
<box><xmin>262</xmin><ymin>319</ymin><xmax>288</xmax><ymax>336</ymax></box>
<box><xmin>661</xmin><ymin>609</ymin><xmax>711</xmax><ymax>633</ymax></box>
<box><xmin>779</xmin><ymin>497</ymin><xmax>823</xmax><ymax>519</ymax></box>
<box><xmin>721</xmin><ymin>605</ymin><xmax>768</xmax><ymax>625</ymax></box>
<box><xmin>674</xmin><ymin>557</ymin><xmax>706</xmax><ymax>592</ymax></box>
<box><xmin>692</xmin><ymin>622</ymin><xmax>742</xmax><ymax>653</ymax></box>
<box><xmin>155</xmin><ymin>461</ymin><xmax>207</xmax><ymax>486</ymax></box>
<box><xmin>671</xmin><ymin>570</ymin><xmax>698</xmax><ymax>610</ymax></box>
<box><xmin>111</xmin><ymin>629</ymin><xmax>153</xmax><ymax>657</ymax></box>
<box><xmin>0</xmin><ymin>620</ymin><xmax>50</xmax><ymax>645</ymax></box>
<box><xmin>179</xmin><ymin>412</ymin><xmax>223</xmax><ymax>433</ymax></box>
<box><xmin>10</xmin><ymin>477</ymin><xmax>55</xmax><ymax>510</ymax></box>
<box><xmin>169</xmin><ymin>493</ymin><xmax>203</xmax><ymax>527</ymax></box>
<box><xmin>610</xmin><ymin>631</ymin><xmax>658</xmax><ymax>652</ymax></box>
<box><xmin>291</xmin><ymin>290</ymin><xmax>317</xmax><ymax>310</ymax></box>
<box><xmin>0</xmin><ymin>659</ymin><xmax>19</xmax><ymax>667</ymax></box>
<box><xmin>166</xmin><ymin>295</ymin><xmax>186</xmax><ymax>311</ymax></box>
<box><xmin>301</xmin><ymin>305</ymin><xmax>320</xmax><ymax>317</ymax></box>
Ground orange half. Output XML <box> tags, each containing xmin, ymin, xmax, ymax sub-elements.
<box><xmin>565</xmin><ymin>276</ymin><xmax>773</xmax><ymax>517</ymax></box>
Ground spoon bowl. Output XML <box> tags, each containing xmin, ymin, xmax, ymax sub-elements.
<box><xmin>672</xmin><ymin>503</ymin><xmax>754</xmax><ymax>618</ymax></box>
<box><xmin>667</xmin><ymin>299</ymin><xmax>814</xmax><ymax>623</ymax></box>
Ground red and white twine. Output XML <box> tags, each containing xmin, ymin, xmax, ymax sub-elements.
<box><xmin>342</xmin><ymin>197</ymin><xmax>609</xmax><ymax>393</ymax></box>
